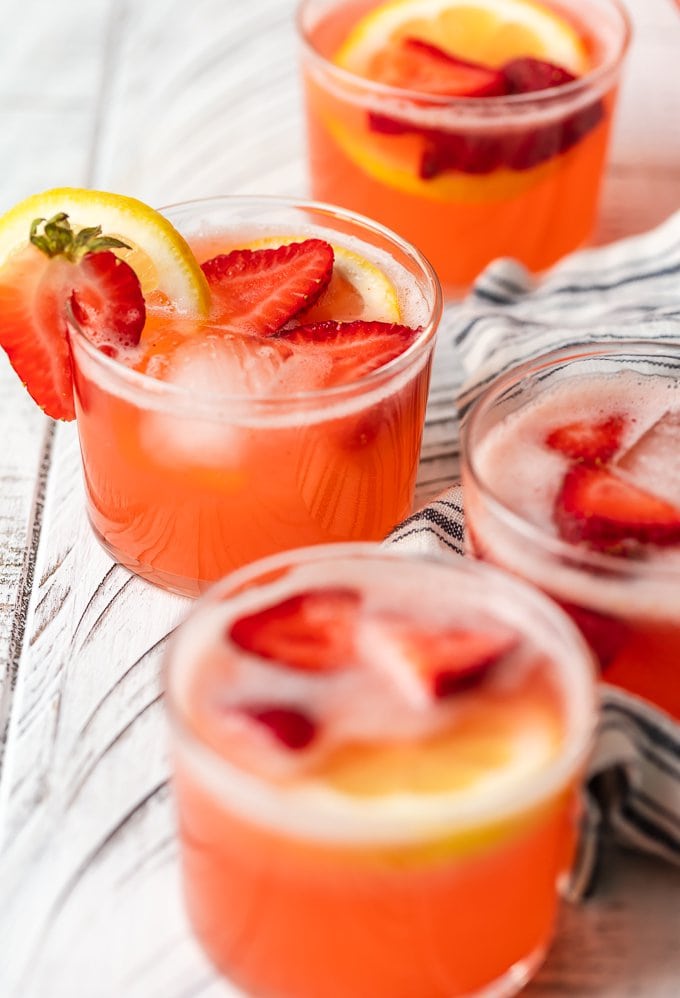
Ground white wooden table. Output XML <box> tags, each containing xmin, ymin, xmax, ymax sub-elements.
<box><xmin>1</xmin><ymin>2</ymin><xmax>679</xmax><ymax>996</ymax></box>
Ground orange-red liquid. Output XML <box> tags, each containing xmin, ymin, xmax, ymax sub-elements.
<box><xmin>302</xmin><ymin>0</ymin><xmax>618</xmax><ymax>293</ymax></box>
<box><xmin>469</xmin><ymin>531</ymin><xmax>680</xmax><ymax>721</ymax></box>
<box><xmin>174</xmin><ymin>768</ymin><xmax>578</xmax><ymax>998</ymax></box>
<box><xmin>169</xmin><ymin>551</ymin><xmax>586</xmax><ymax>998</ymax></box>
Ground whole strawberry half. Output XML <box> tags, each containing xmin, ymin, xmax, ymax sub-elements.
<box><xmin>545</xmin><ymin>415</ymin><xmax>627</xmax><ymax>463</ymax></box>
<box><xmin>229</xmin><ymin>587</ymin><xmax>362</xmax><ymax>672</ymax></box>
<box><xmin>554</xmin><ymin>464</ymin><xmax>680</xmax><ymax>549</ymax></box>
<box><xmin>201</xmin><ymin>239</ymin><xmax>334</xmax><ymax>336</ymax></box>
<box><xmin>0</xmin><ymin>212</ymin><xmax>145</xmax><ymax>420</ymax></box>
<box><xmin>277</xmin><ymin>319</ymin><xmax>419</xmax><ymax>386</ymax></box>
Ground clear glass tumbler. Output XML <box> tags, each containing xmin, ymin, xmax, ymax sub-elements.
<box><xmin>298</xmin><ymin>0</ymin><xmax>631</xmax><ymax>294</ymax></box>
<box><xmin>165</xmin><ymin>541</ymin><xmax>596</xmax><ymax>998</ymax></box>
<box><xmin>462</xmin><ymin>340</ymin><xmax>680</xmax><ymax>719</ymax></box>
<box><xmin>68</xmin><ymin>196</ymin><xmax>441</xmax><ymax>596</ymax></box>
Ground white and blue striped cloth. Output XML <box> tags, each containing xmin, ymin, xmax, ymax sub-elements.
<box><xmin>388</xmin><ymin>211</ymin><xmax>680</xmax><ymax>891</ymax></box>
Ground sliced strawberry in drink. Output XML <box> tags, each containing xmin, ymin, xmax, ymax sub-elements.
<box><xmin>0</xmin><ymin>214</ymin><xmax>145</xmax><ymax>421</ymax></box>
<box><xmin>278</xmin><ymin>320</ymin><xmax>419</xmax><ymax>386</ymax></box>
<box><xmin>364</xmin><ymin>614</ymin><xmax>519</xmax><ymax>705</ymax></box>
<box><xmin>502</xmin><ymin>57</ymin><xmax>576</xmax><ymax>94</ymax></box>
<box><xmin>229</xmin><ymin>587</ymin><xmax>361</xmax><ymax>672</ymax></box>
<box><xmin>554</xmin><ymin>464</ymin><xmax>680</xmax><ymax>548</ymax></box>
<box><xmin>402</xmin><ymin>626</ymin><xmax>519</xmax><ymax>698</ymax></box>
<box><xmin>420</xmin><ymin>130</ymin><xmax>505</xmax><ymax>178</ymax></box>
<box><xmin>545</xmin><ymin>414</ymin><xmax>627</xmax><ymax>463</ymax></box>
<box><xmin>201</xmin><ymin>239</ymin><xmax>334</xmax><ymax>336</ymax></box>
<box><xmin>559</xmin><ymin>601</ymin><xmax>628</xmax><ymax>670</ymax></box>
<box><xmin>500</xmin><ymin>57</ymin><xmax>603</xmax><ymax>169</ymax></box>
<box><xmin>241</xmin><ymin>704</ymin><xmax>318</xmax><ymax>750</ymax></box>
<box><xmin>369</xmin><ymin>36</ymin><xmax>506</xmax><ymax>97</ymax></box>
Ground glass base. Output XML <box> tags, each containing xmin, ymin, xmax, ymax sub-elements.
<box><xmin>201</xmin><ymin>940</ymin><xmax>549</xmax><ymax>998</ymax></box>
<box><xmin>466</xmin><ymin>943</ymin><xmax>548</xmax><ymax>998</ymax></box>
<box><xmin>88</xmin><ymin>518</ymin><xmax>207</xmax><ymax>598</ymax></box>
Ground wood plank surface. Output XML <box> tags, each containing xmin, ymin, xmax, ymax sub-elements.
<box><xmin>0</xmin><ymin>1</ymin><xmax>679</xmax><ymax>996</ymax></box>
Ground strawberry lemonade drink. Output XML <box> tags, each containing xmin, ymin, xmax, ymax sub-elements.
<box><xmin>462</xmin><ymin>342</ymin><xmax>680</xmax><ymax>720</ymax></box>
<box><xmin>298</xmin><ymin>0</ymin><xmax>630</xmax><ymax>292</ymax></box>
<box><xmin>165</xmin><ymin>543</ymin><xmax>596</xmax><ymax>998</ymax></box>
<box><xmin>0</xmin><ymin>191</ymin><xmax>440</xmax><ymax>596</ymax></box>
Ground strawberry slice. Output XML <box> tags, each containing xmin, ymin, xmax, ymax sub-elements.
<box><xmin>201</xmin><ymin>239</ymin><xmax>334</xmax><ymax>336</ymax></box>
<box><xmin>370</xmin><ymin>37</ymin><xmax>506</xmax><ymax>97</ymax></box>
<box><xmin>559</xmin><ymin>601</ymin><xmax>628</xmax><ymax>670</ymax></box>
<box><xmin>554</xmin><ymin>464</ymin><xmax>680</xmax><ymax>548</ymax></box>
<box><xmin>277</xmin><ymin>320</ymin><xmax>419</xmax><ymax>385</ymax></box>
<box><xmin>70</xmin><ymin>250</ymin><xmax>145</xmax><ymax>349</ymax></box>
<box><xmin>502</xmin><ymin>57</ymin><xmax>576</xmax><ymax>94</ymax></box>
<box><xmin>229</xmin><ymin>587</ymin><xmax>361</xmax><ymax>672</ymax></box>
<box><xmin>0</xmin><ymin>214</ymin><xmax>145</xmax><ymax>421</ymax></box>
<box><xmin>365</xmin><ymin>615</ymin><xmax>519</xmax><ymax>703</ymax></box>
<box><xmin>241</xmin><ymin>705</ymin><xmax>317</xmax><ymax>750</ymax></box>
<box><xmin>0</xmin><ymin>247</ymin><xmax>75</xmax><ymax>419</ymax></box>
<box><xmin>545</xmin><ymin>415</ymin><xmax>626</xmax><ymax>463</ymax></box>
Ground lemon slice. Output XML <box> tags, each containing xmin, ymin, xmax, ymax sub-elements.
<box><xmin>246</xmin><ymin>236</ymin><xmax>401</xmax><ymax>322</ymax></box>
<box><xmin>0</xmin><ymin>187</ymin><xmax>210</xmax><ymax>314</ymax></box>
<box><xmin>322</xmin><ymin>701</ymin><xmax>558</xmax><ymax>797</ymax></box>
<box><xmin>336</xmin><ymin>0</ymin><xmax>589</xmax><ymax>77</ymax></box>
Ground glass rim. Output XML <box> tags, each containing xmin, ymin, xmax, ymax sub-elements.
<box><xmin>462</xmin><ymin>339</ymin><xmax>680</xmax><ymax>584</ymax></box>
<box><xmin>67</xmin><ymin>193</ymin><xmax>442</xmax><ymax>411</ymax></box>
<box><xmin>296</xmin><ymin>0</ymin><xmax>632</xmax><ymax>111</ymax></box>
<box><xmin>164</xmin><ymin>541</ymin><xmax>598</xmax><ymax>843</ymax></box>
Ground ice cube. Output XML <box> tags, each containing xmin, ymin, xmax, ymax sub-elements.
<box><xmin>142</xmin><ymin>335</ymin><xmax>269</xmax><ymax>467</ymax></box>
<box><xmin>142</xmin><ymin>334</ymin><xmax>332</xmax><ymax>466</ymax></box>
<box><xmin>616</xmin><ymin>410</ymin><xmax>680</xmax><ymax>505</ymax></box>
<box><xmin>166</xmin><ymin>333</ymin><xmax>291</xmax><ymax>397</ymax></box>
<box><xmin>167</xmin><ymin>333</ymin><xmax>332</xmax><ymax>397</ymax></box>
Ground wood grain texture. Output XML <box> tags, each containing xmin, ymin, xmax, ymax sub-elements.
<box><xmin>0</xmin><ymin>0</ymin><xmax>679</xmax><ymax>995</ymax></box>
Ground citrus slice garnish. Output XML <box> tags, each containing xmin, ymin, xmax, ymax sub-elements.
<box><xmin>321</xmin><ymin>700</ymin><xmax>559</xmax><ymax>797</ymax></box>
<box><xmin>245</xmin><ymin>236</ymin><xmax>401</xmax><ymax>323</ymax></box>
<box><xmin>0</xmin><ymin>187</ymin><xmax>210</xmax><ymax>314</ymax></box>
<box><xmin>336</xmin><ymin>0</ymin><xmax>589</xmax><ymax>78</ymax></box>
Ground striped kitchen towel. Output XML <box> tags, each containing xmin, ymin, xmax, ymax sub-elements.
<box><xmin>388</xmin><ymin>210</ymin><xmax>680</xmax><ymax>888</ymax></box>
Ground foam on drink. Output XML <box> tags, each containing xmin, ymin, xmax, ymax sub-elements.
<box><xmin>167</xmin><ymin>550</ymin><xmax>594</xmax><ymax>845</ymax></box>
<box><xmin>471</xmin><ymin>367</ymin><xmax>680</xmax><ymax>617</ymax></box>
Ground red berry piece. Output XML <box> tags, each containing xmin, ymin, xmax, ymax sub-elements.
<box><xmin>545</xmin><ymin>415</ymin><xmax>627</xmax><ymax>464</ymax></box>
<box><xmin>559</xmin><ymin>601</ymin><xmax>628</xmax><ymax>670</ymax></box>
<box><xmin>278</xmin><ymin>320</ymin><xmax>419</xmax><ymax>385</ymax></box>
<box><xmin>229</xmin><ymin>587</ymin><xmax>361</xmax><ymax>672</ymax></box>
<box><xmin>420</xmin><ymin>130</ymin><xmax>504</xmax><ymax>178</ymax></box>
<box><xmin>417</xmin><ymin>628</ymin><xmax>519</xmax><ymax>697</ymax></box>
<box><xmin>370</xmin><ymin>37</ymin><xmax>506</xmax><ymax>97</ymax></box>
<box><xmin>70</xmin><ymin>250</ymin><xmax>145</xmax><ymax>349</ymax></box>
<box><xmin>502</xmin><ymin>57</ymin><xmax>576</xmax><ymax>94</ymax></box>
<box><xmin>242</xmin><ymin>705</ymin><xmax>317</xmax><ymax>750</ymax></box>
<box><xmin>374</xmin><ymin>618</ymin><xmax>519</xmax><ymax>701</ymax></box>
<box><xmin>554</xmin><ymin>464</ymin><xmax>680</xmax><ymax>549</ymax></box>
<box><xmin>368</xmin><ymin>112</ymin><xmax>415</xmax><ymax>135</ymax></box>
<box><xmin>201</xmin><ymin>239</ymin><xmax>334</xmax><ymax>336</ymax></box>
